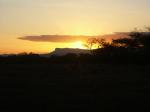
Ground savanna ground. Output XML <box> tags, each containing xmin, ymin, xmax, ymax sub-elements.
<box><xmin>0</xmin><ymin>63</ymin><xmax>150</xmax><ymax>112</ymax></box>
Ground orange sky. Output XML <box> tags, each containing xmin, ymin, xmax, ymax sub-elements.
<box><xmin>0</xmin><ymin>0</ymin><xmax>150</xmax><ymax>54</ymax></box>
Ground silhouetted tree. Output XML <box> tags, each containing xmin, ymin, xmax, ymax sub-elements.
<box><xmin>84</xmin><ymin>38</ymin><xmax>97</xmax><ymax>50</ymax></box>
<box><xmin>84</xmin><ymin>38</ymin><xmax>109</xmax><ymax>49</ymax></box>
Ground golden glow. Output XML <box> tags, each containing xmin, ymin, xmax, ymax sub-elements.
<box><xmin>0</xmin><ymin>0</ymin><xmax>150</xmax><ymax>54</ymax></box>
<box><xmin>71</xmin><ymin>41</ymin><xmax>85</xmax><ymax>49</ymax></box>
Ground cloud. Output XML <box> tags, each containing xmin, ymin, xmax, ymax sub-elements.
<box><xmin>18</xmin><ymin>33</ymin><xmax>129</xmax><ymax>43</ymax></box>
<box><xmin>18</xmin><ymin>35</ymin><xmax>96</xmax><ymax>43</ymax></box>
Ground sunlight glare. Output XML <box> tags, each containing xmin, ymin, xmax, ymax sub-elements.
<box><xmin>72</xmin><ymin>41</ymin><xmax>85</xmax><ymax>49</ymax></box>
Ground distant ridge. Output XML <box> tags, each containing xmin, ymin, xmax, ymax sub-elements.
<box><xmin>50</xmin><ymin>48</ymin><xmax>91</xmax><ymax>56</ymax></box>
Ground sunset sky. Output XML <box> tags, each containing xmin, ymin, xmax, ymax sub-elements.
<box><xmin>0</xmin><ymin>0</ymin><xmax>150</xmax><ymax>54</ymax></box>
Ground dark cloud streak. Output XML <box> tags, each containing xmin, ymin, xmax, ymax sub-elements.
<box><xmin>18</xmin><ymin>33</ymin><xmax>129</xmax><ymax>43</ymax></box>
<box><xmin>18</xmin><ymin>35</ymin><xmax>94</xmax><ymax>43</ymax></box>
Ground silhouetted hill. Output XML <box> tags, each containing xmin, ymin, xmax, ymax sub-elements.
<box><xmin>50</xmin><ymin>48</ymin><xmax>90</xmax><ymax>56</ymax></box>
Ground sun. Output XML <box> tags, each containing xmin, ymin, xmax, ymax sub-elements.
<box><xmin>72</xmin><ymin>41</ymin><xmax>85</xmax><ymax>49</ymax></box>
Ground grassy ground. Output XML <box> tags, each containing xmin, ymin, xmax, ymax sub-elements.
<box><xmin>0</xmin><ymin>63</ymin><xmax>150</xmax><ymax>112</ymax></box>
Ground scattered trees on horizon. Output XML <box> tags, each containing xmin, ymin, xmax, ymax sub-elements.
<box><xmin>85</xmin><ymin>27</ymin><xmax>150</xmax><ymax>51</ymax></box>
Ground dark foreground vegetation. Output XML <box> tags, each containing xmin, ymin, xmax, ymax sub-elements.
<box><xmin>0</xmin><ymin>64</ymin><xmax>150</xmax><ymax>112</ymax></box>
<box><xmin>0</xmin><ymin>29</ymin><xmax>150</xmax><ymax>112</ymax></box>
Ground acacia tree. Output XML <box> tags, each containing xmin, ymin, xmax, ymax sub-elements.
<box><xmin>84</xmin><ymin>38</ymin><xmax>97</xmax><ymax>50</ymax></box>
<box><xmin>84</xmin><ymin>38</ymin><xmax>108</xmax><ymax>50</ymax></box>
